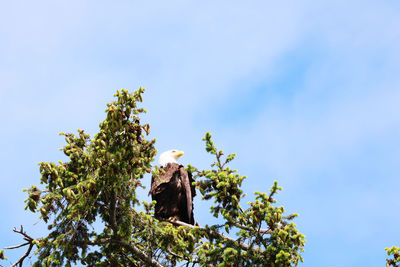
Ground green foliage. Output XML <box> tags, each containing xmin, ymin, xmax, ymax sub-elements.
<box><xmin>193</xmin><ymin>132</ymin><xmax>305</xmax><ymax>266</ymax></box>
<box><xmin>4</xmin><ymin>88</ymin><xmax>306</xmax><ymax>266</ymax></box>
<box><xmin>23</xmin><ymin>88</ymin><xmax>158</xmax><ymax>266</ymax></box>
<box><xmin>386</xmin><ymin>246</ymin><xmax>400</xmax><ymax>267</ymax></box>
<box><xmin>0</xmin><ymin>249</ymin><xmax>7</xmax><ymax>260</ymax></box>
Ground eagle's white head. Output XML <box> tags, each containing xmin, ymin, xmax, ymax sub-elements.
<box><xmin>159</xmin><ymin>149</ymin><xmax>184</xmax><ymax>167</ymax></box>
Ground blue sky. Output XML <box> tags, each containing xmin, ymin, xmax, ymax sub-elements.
<box><xmin>1</xmin><ymin>1</ymin><xmax>400</xmax><ymax>266</ymax></box>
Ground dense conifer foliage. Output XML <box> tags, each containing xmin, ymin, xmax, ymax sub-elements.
<box><xmin>4</xmin><ymin>88</ymin><xmax>307</xmax><ymax>266</ymax></box>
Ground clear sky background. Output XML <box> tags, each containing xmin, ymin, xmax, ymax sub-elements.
<box><xmin>1</xmin><ymin>1</ymin><xmax>400</xmax><ymax>266</ymax></box>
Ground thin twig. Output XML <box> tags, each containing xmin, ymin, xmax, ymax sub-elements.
<box><xmin>5</xmin><ymin>226</ymin><xmax>35</xmax><ymax>267</ymax></box>
<box><xmin>215</xmin><ymin>152</ymin><xmax>223</xmax><ymax>171</ymax></box>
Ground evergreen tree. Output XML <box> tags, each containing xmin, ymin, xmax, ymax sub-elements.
<box><xmin>2</xmin><ymin>88</ymin><xmax>306</xmax><ymax>266</ymax></box>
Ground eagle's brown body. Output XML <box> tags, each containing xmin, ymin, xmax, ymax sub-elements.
<box><xmin>149</xmin><ymin>163</ymin><xmax>196</xmax><ymax>224</ymax></box>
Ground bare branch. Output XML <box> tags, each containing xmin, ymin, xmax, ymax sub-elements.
<box><xmin>5</xmin><ymin>226</ymin><xmax>35</xmax><ymax>267</ymax></box>
<box><xmin>4</xmin><ymin>242</ymin><xmax>30</xmax><ymax>250</ymax></box>
<box><xmin>12</xmin><ymin>226</ymin><xmax>33</xmax><ymax>242</ymax></box>
<box><xmin>11</xmin><ymin>243</ymin><xmax>34</xmax><ymax>267</ymax></box>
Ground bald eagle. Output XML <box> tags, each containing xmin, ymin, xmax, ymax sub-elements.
<box><xmin>149</xmin><ymin>150</ymin><xmax>196</xmax><ymax>225</ymax></box>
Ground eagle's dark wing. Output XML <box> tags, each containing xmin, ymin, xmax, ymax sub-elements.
<box><xmin>149</xmin><ymin>163</ymin><xmax>180</xmax><ymax>196</ymax></box>
<box><xmin>179</xmin><ymin>166</ymin><xmax>194</xmax><ymax>224</ymax></box>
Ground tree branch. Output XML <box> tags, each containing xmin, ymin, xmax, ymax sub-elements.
<box><xmin>109</xmin><ymin>190</ymin><xmax>118</xmax><ymax>233</ymax></box>
<box><xmin>119</xmin><ymin>241</ymin><xmax>164</xmax><ymax>267</ymax></box>
<box><xmin>166</xmin><ymin>219</ymin><xmax>263</xmax><ymax>253</ymax></box>
<box><xmin>215</xmin><ymin>151</ymin><xmax>223</xmax><ymax>171</ymax></box>
<box><xmin>73</xmin><ymin>235</ymin><xmax>164</xmax><ymax>267</ymax></box>
<box><xmin>5</xmin><ymin>226</ymin><xmax>35</xmax><ymax>267</ymax></box>
<box><xmin>4</xmin><ymin>242</ymin><xmax>30</xmax><ymax>250</ymax></box>
<box><xmin>227</xmin><ymin>219</ymin><xmax>272</xmax><ymax>234</ymax></box>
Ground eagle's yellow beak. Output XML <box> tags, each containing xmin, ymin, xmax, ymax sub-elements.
<box><xmin>175</xmin><ymin>150</ymin><xmax>184</xmax><ymax>158</ymax></box>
